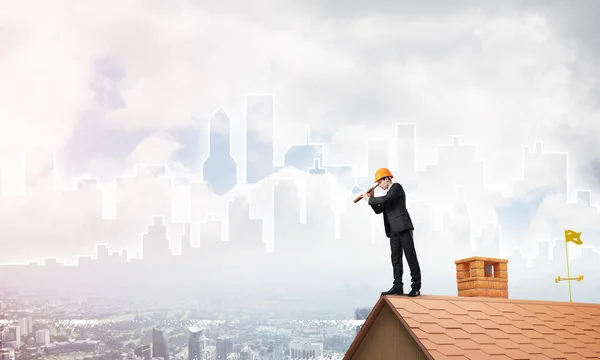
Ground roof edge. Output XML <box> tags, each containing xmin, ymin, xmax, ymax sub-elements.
<box><xmin>455</xmin><ymin>256</ymin><xmax>508</xmax><ymax>264</ymax></box>
<box><xmin>342</xmin><ymin>296</ymin><xmax>387</xmax><ymax>360</ymax></box>
<box><xmin>383</xmin><ymin>296</ymin><xmax>435</xmax><ymax>360</ymax></box>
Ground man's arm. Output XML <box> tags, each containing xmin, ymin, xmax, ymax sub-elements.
<box><xmin>368</xmin><ymin>183</ymin><xmax>403</xmax><ymax>207</ymax></box>
<box><xmin>370</xmin><ymin>204</ymin><xmax>383</xmax><ymax>214</ymax></box>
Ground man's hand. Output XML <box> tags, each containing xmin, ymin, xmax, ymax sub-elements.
<box><xmin>361</xmin><ymin>191</ymin><xmax>373</xmax><ymax>200</ymax></box>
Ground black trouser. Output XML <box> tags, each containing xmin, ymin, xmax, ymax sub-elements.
<box><xmin>390</xmin><ymin>229</ymin><xmax>421</xmax><ymax>291</ymax></box>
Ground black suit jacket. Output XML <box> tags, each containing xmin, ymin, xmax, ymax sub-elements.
<box><xmin>368</xmin><ymin>182</ymin><xmax>414</xmax><ymax>237</ymax></box>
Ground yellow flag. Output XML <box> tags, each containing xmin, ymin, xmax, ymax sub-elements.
<box><xmin>565</xmin><ymin>230</ymin><xmax>583</xmax><ymax>245</ymax></box>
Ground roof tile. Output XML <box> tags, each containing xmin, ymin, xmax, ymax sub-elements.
<box><xmin>444</xmin><ymin>328</ymin><xmax>471</xmax><ymax>339</ymax></box>
<box><xmin>530</xmin><ymin>338</ymin><xmax>556</xmax><ymax>349</ymax></box>
<box><xmin>496</xmin><ymin>324</ymin><xmax>521</xmax><ymax>334</ymax></box>
<box><xmin>463</xmin><ymin>349</ymin><xmax>489</xmax><ymax>360</ymax></box>
<box><xmin>418</xmin><ymin>323</ymin><xmax>446</xmax><ymax>334</ymax></box>
<box><xmin>563</xmin><ymin>324</ymin><xmax>586</xmax><ymax>335</ymax></box>
<box><xmin>453</xmin><ymin>314</ymin><xmax>478</xmax><ymax>324</ymax></box>
<box><xmin>396</xmin><ymin>308</ymin><xmax>413</xmax><ymax>319</ymax></box>
<box><xmin>512</xmin><ymin>319</ymin><xmax>535</xmax><ymax>330</ymax></box>
<box><xmin>436</xmin><ymin>344</ymin><xmax>464</xmax><ymax>356</ymax></box>
<box><xmin>460</xmin><ymin>323</ymin><xmax>486</xmax><ymax>334</ymax></box>
<box><xmin>424</xmin><ymin>333</ymin><xmax>455</xmax><ymax>345</ymax></box>
<box><xmin>493</xmin><ymin>338</ymin><xmax>520</xmax><ymax>349</ymax></box>
<box><xmin>541</xmin><ymin>347</ymin><xmax>568</xmax><ymax>359</ymax></box>
<box><xmin>540</xmin><ymin>334</ymin><xmax>566</xmax><ymax>344</ymax></box>
<box><xmin>526</xmin><ymin>355</ymin><xmax>553</xmax><ymax>360</ymax></box>
<box><xmin>574</xmin><ymin>346</ymin><xmax>600</xmax><ymax>358</ymax></box>
<box><xmin>467</xmin><ymin>333</ymin><xmax>496</xmax><ymax>344</ymax></box>
<box><xmin>453</xmin><ymin>339</ymin><xmax>480</xmax><ymax>350</ymax></box>
<box><xmin>475</xmin><ymin>319</ymin><xmax>500</xmax><ymax>329</ymax></box>
<box><xmin>520</xmin><ymin>329</ymin><xmax>545</xmax><ymax>339</ymax></box>
<box><xmin>412</xmin><ymin>313</ymin><xmax>440</xmax><ymax>324</ymax></box>
<box><xmin>403</xmin><ymin>317</ymin><xmax>420</xmax><ymax>328</ymax></box>
<box><xmin>450</xmin><ymin>300</ymin><xmax>503</xmax><ymax>315</ymax></box>
<box><xmin>532</xmin><ymin>324</ymin><xmax>555</xmax><ymax>335</ymax></box>
<box><xmin>419</xmin><ymin>339</ymin><xmax>438</xmax><ymax>350</ymax></box>
<box><xmin>505</xmin><ymin>333</ymin><xmax>534</xmax><ymax>345</ymax></box>
<box><xmin>381</xmin><ymin>295</ymin><xmax>600</xmax><ymax>360</ymax></box>
<box><xmin>433</xmin><ymin>318</ymin><xmax>463</xmax><ymax>329</ymax></box>
<box><xmin>397</xmin><ymin>298</ymin><xmax>429</xmax><ymax>314</ymax></box>
<box><xmin>428</xmin><ymin>309</ymin><xmax>454</xmax><ymax>319</ymax></box>
<box><xmin>491</xmin><ymin>313</ymin><xmax>519</xmax><ymax>324</ymax></box>
<box><xmin>485</xmin><ymin>329</ymin><xmax>510</xmax><ymax>339</ymax></box>
<box><xmin>552</xmin><ymin>342</ymin><xmax>577</xmax><ymax>354</ymax></box>
<box><xmin>504</xmin><ymin>348</ymin><xmax>531</xmax><ymax>359</ymax></box>
<box><xmin>519</xmin><ymin>344</ymin><xmax>544</xmax><ymax>354</ymax></box>
<box><xmin>582</xmin><ymin>329</ymin><xmax>600</xmax><ymax>339</ymax></box>
<box><xmin>478</xmin><ymin>344</ymin><xmax>506</xmax><ymax>355</ymax></box>
<box><xmin>427</xmin><ymin>350</ymin><xmax>458</xmax><ymax>359</ymax></box>
<box><xmin>468</xmin><ymin>311</ymin><xmax>491</xmax><ymax>320</ymax></box>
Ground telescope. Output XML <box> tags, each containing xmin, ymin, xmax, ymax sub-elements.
<box><xmin>353</xmin><ymin>184</ymin><xmax>378</xmax><ymax>203</ymax></box>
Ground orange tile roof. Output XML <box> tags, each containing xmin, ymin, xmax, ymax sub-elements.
<box><xmin>347</xmin><ymin>295</ymin><xmax>600</xmax><ymax>360</ymax></box>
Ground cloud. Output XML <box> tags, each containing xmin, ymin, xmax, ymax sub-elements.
<box><xmin>1</xmin><ymin>1</ymin><xmax>600</xmax><ymax>304</ymax></box>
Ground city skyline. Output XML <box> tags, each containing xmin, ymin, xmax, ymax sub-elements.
<box><xmin>2</xmin><ymin>115</ymin><xmax>599</xmax><ymax>264</ymax></box>
<box><xmin>0</xmin><ymin>107</ymin><xmax>599</xmax><ymax>307</ymax></box>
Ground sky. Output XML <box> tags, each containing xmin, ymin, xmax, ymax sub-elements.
<box><xmin>1</xmin><ymin>0</ymin><xmax>600</xmax><ymax>305</ymax></box>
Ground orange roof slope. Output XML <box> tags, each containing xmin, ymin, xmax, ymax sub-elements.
<box><xmin>348</xmin><ymin>295</ymin><xmax>600</xmax><ymax>360</ymax></box>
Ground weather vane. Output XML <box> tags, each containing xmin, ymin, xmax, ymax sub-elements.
<box><xmin>554</xmin><ymin>229</ymin><xmax>584</xmax><ymax>303</ymax></box>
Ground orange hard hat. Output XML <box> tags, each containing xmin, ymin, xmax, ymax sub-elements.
<box><xmin>374</xmin><ymin>168</ymin><xmax>393</xmax><ymax>182</ymax></box>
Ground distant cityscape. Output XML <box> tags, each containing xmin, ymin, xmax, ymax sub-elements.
<box><xmin>0</xmin><ymin>294</ymin><xmax>358</xmax><ymax>359</ymax></box>
<box><xmin>2</xmin><ymin>96</ymin><xmax>600</xmax><ymax>359</ymax></box>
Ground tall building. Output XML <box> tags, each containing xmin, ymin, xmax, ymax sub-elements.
<box><xmin>18</xmin><ymin>317</ymin><xmax>32</xmax><ymax>336</ymax></box>
<box><xmin>202</xmin><ymin>108</ymin><xmax>238</xmax><ymax>195</ymax></box>
<box><xmin>3</xmin><ymin>327</ymin><xmax>19</xmax><ymax>348</ymax></box>
<box><xmin>188</xmin><ymin>327</ymin><xmax>206</xmax><ymax>360</ymax></box>
<box><xmin>133</xmin><ymin>344</ymin><xmax>152</xmax><ymax>360</ymax></box>
<box><xmin>35</xmin><ymin>329</ymin><xmax>50</xmax><ymax>345</ymax></box>
<box><xmin>134</xmin><ymin>344</ymin><xmax>152</xmax><ymax>359</ymax></box>
<box><xmin>245</xmin><ymin>95</ymin><xmax>276</xmax><ymax>184</ymax></box>
<box><xmin>142</xmin><ymin>216</ymin><xmax>172</xmax><ymax>264</ymax></box>
<box><xmin>0</xmin><ymin>348</ymin><xmax>14</xmax><ymax>360</ymax></box>
<box><xmin>152</xmin><ymin>326</ymin><xmax>170</xmax><ymax>360</ymax></box>
<box><xmin>215</xmin><ymin>336</ymin><xmax>233</xmax><ymax>360</ymax></box>
<box><xmin>288</xmin><ymin>340</ymin><xmax>323</xmax><ymax>359</ymax></box>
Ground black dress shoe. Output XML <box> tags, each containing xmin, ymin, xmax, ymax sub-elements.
<box><xmin>381</xmin><ymin>286</ymin><xmax>404</xmax><ymax>296</ymax></box>
<box><xmin>407</xmin><ymin>289</ymin><xmax>420</xmax><ymax>297</ymax></box>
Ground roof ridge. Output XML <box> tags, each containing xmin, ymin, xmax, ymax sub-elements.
<box><xmin>390</xmin><ymin>294</ymin><xmax>600</xmax><ymax>307</ymax></box>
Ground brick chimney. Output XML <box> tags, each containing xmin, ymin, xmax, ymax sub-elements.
<box><xmin>455</xmin><ymin>257</ymin><xmax>508</xmax><ymax>298</ymax></box>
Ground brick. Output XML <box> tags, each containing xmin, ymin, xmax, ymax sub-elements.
<box><xmin>495</xmin><ymin>263</ymin><xmax>508</xmax><ymax>271</ymax></box>
<box><xmin>456</xmin><ymin>263</ymin><xmax>469</xmax><ymax>272</ymax></box>
<box><xmin>470</xmin><ymin>268</ymin><xmax>485</xmax><ymax>277</ymax></box>
<box><xmin>499</xmin><ymin>290</ymin><xmax>509</xmax><ymax>298</ymax></box>
<box><xmin>495</xmin><ymin>270</ymin><xmax>508</xmax><ymax>279</ymax></box>
<box><xmin>456</xmin><ymin>256</ymin><xmax>508</xmax><ymax>263</ymax></box>
<box><xmin>469</xmin><ymin>289</ymin><xmax>486</xmax><ymax>297</ymax></box>
<box><xmin>470</xmin><ymin>280</ymin><xmax>492</xmax><ymax>289</ymax></box>
<box><xmin>485</xmin><ymin>289</ymin><xmax>503</xmax><ymax>297</ymax></box>
<box><xmin>470</xmin><ymin>260</ymin><xmax>484</xmax><ymax>269</ymax></box>
<box><xmin>492</xmin><ymin>281</ymin><xmax>508</xmax><ymax>290</ymax></box>
<box><xmin>458</xmin><ymin>289</ymin><xmax>477</xmax><ymax>297</ymax></box>
<box><xmin>457</xmin><ymin>270</ymin><xmax>470</xmax><ymax>280</ymax></box>
<box><xmin>458</xmin><ymin>282</ymin><xmax>472</xmax><ymax>291</ymax></box>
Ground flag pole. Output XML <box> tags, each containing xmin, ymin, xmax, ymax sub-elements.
<box><xmin>564</xmin><ymin>230</ymin><xmax>573</xmax><ymax>303</ymax></box>
<box><xmin>555</xmin><ymin>229</ymin><xmax>584</xmax><ymax>303</ymax></box>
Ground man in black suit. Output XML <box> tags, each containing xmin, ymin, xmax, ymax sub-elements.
<box><xmin>361</xmin><ymin>167</ymin><xmax>421</xmax><ymax>297</ymax></box>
